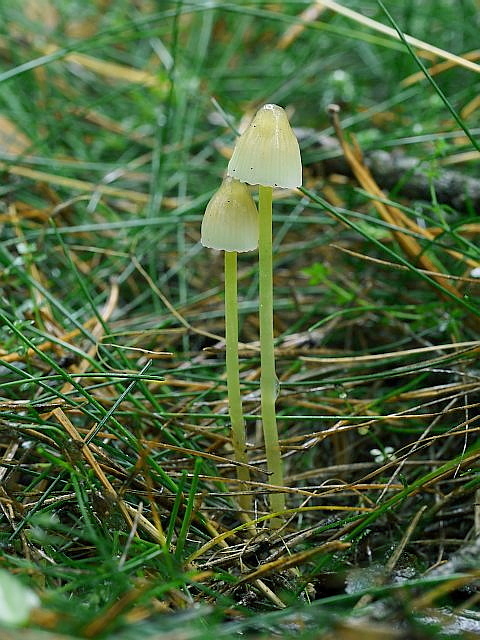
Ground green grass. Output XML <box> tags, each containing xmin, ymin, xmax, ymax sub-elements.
<box><xmin>0</xmin><ymin>1</ymin><xmax>479</xmax><ymax>638</ymax></box>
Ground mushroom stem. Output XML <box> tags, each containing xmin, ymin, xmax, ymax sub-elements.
<box><xmin>224</xmin><ymin>250</ymin><xmax>252</xmax><ymax>514</ymax></box>
<box><xmin>258</xmin><ymin>185</ymin><xmax>285</xmax><ymax>525</ymax></box>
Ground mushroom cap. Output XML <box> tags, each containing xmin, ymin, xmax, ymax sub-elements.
<box><xmin>201</xmin><ymin>176</ymin><xmax>259</xmax><ymax>252</ymax></box>
<box><xmin>227</xmin><ymin>104</ymin><xmax>302</xmax><ymax>189</ymax></box>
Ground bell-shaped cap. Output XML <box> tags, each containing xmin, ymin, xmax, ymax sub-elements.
<box><xmin>201</xmin><ymin>176</ymin><xmax>258</xmax><ymax>252</ymax></box>
<box><xmin>227</xmin><ymin>103</ymin><xmax>302</xmax><ymax>189</ymax></box>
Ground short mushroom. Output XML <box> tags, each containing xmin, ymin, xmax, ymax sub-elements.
<box><xmin>201</xmin><ymin>176</ymin><xmax>258</xmax><ymax>253</ymax></box>
<box><xmin>201</xmin><ymin>176</ymin><xmax>258</xmax><ymax>514</ymax></box>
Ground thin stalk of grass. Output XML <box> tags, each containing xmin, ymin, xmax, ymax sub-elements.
<box><xmin>258</xmin><ymin>185</ymin><xmax>285</xmax><ymax>523</ymax></box>
<box><xmin>224</xmin><ymin>250</ymin><xmax>252</xmax><ymax>514</ymax></box>
<box><xmin>377</xmin><ymin>0</ymin><xmax>480</xmax><ymax>153</ymax></box>
<box><xmin>174</xmin><ymin>459</ymin><xmax>202</xmax><ymax>561</ymax></box>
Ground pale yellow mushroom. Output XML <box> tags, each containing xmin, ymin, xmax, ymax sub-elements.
<box><xmin>227</xmin><ymin>103</ymin><xmax>302</xmax><ymax>189</ymax></box>
<box><xmin>201</xmin><ymin>176</ymin><xmax>258</xmax><ymax>252</ymax></box>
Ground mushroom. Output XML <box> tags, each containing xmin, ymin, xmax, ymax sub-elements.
<box><xmin>227</xmin><ymin>103</ymin><xmax>302</xmax><ymax>189</ymax></box>
<box><xmin>227</xmin><ymin>104</ymin><xmax>302</xmax><ymax>525</ymax></box>
<box><xmin>201</xmin><ymin>176</ymin><xmax>258</xmax><ymax>514</ymax></box>
<box><xmin>201</xmin><ymin>176</ymin><xmax>258</xmax><ymax>253</ymax></box>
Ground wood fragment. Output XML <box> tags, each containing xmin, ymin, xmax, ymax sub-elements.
<box><xmin>297</xmin><ymin>127</ymin><xmax>480</xmax><ymax>213</ymax></box>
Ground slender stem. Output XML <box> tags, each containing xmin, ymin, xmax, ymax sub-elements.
<box><xmin>258</xmin><ymin>185</ymin><xmax>285</xmax><ymax>525</ymax></box>
<box><xmin>224</xmin><ymin>250</ymin><xmax>252</xmax><ymax>514</ymax></box>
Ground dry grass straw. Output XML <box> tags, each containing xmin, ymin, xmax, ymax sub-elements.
<box><xmin>278</xmin><ymin>0</ymin><xmax>480</xmax><ymax>75</ymax></box>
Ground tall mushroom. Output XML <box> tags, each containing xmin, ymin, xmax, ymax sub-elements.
<box><xmin>227</xmin><ymin>104</ymin><xmax>302</xmax><ymax>524</ymax></box>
